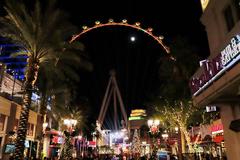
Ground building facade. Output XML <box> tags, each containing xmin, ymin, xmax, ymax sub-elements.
<box><xmin>0</xmin><ymin>96</ymin><xmax>42</xmax><ymax>159</ymax></box>
<box><xmin>0</xmin><ymin>63</ymin><xmax>44</xmax><ymax>159</ymax></box>
<box><xmin>190</xmin><ymin>0</ymin><xmax>240</xmax><ymax>159</ymax></box>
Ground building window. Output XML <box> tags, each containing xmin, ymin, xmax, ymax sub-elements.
<box><xmin>0</xmin><ymin>114</ymin><xmax>6</xmax><ymax>131</ymax></box>
<box><xmin>224</xmin><ymin>5</ymin><xmax>235</xmax><ymax>31</ymax></box>
<box><xmin>27</xmin><ymin>123</ymin><xmax>34</xmax><ymax>136</ymax></box>
<box><xmin>14</xmin><ymin>119</ymin><xmax>19</xmax><ymax>132</ymax></box>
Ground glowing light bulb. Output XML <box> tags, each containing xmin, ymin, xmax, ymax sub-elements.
<box><xmin>82</xmin><ymin>26</ymin><xmax>88</xmax><ymax>30</ymax></box>
<box><xmin>95</xmin><ymin>21</ymin><xmax>100</xmax><ymax>25</ymax></box>
<box><xmin>122</xmin><ymin>19</ymin><xmax>127</xmax><ymax>23</ymax></box>
<box><xmin>135</xmin><ymin>22</ymin><xmax>141</xmax><ymax>26</ymax></box>
<box><xmin>108</xmin><ymin>19</ymin><xmax>114</xmax><ymax>23</ymax></box>
<box><xmin>158</xmin><ymin>36</ymin><xmax>164</xmax><ymax>40</ymax></box>
<box><xmin>147</xmin><ymin>28</ymin><xmax>153</xmax><ymax>32</ymax></box>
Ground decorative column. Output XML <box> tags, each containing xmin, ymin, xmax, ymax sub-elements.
<box><xmin>219</xmin><ymin>103</ymin><xmax>240</xmax><ymax>160</ymax></box>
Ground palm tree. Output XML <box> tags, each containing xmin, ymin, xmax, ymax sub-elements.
<box><xmin>37</xmin><ymin>40</ymin><xmax>92</xmax><ymax>119</ymax></box>
<box><xmin>45</xmin><ymin>87</ymin><xmax>87</xmax><ymax>160</ymax></box>
<box><xmin>0</xmin><ymin>0</ymin><xmax>81</xmax><ymax>158</ymax></box>
<box><xmin>36</xmin><ymin>41</ymin><xmax>92</xmax><ymax>158</ymax></box>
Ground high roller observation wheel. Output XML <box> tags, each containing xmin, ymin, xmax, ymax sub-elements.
<box><xmin>69</xmin><ymin>19</ymin><xmax>174</xmax><ymax>59</ymax></box>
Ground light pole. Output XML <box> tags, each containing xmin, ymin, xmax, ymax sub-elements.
<box><xmin>147</xmin><ymin>120</ymin><xmax>160</xmax><ymax>134</ymax></box>
<box><xmin>63</xmin><ymin>119</ymin><xmax>77</xmax><ymax>133</ymax></box>
<box><xmin>61</xmin><ymin>118</ymin><xmax>77</xmax><ymax>159</ymax></box>
<box><xmin>42</xmin><ymin>122</ymin><xmax>49</xmax><ymax>159</ymax></box>
<box><xmin>161</xmin><ymin>131</ymin><xmax>169</xmax><ymax>149</ymax></box>
<box><xmin>147</xmin><ymin>119</ymin><xmax>160</xmax><ymax>157</ymax></box>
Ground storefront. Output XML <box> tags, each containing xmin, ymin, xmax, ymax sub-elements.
<box><xmin>190</xmin><ymin>0</ymin><xmax>240</xmax><ymax>159</ymax></box>
<box><xmin>210</xmin><ymin>119</ymin><xmax>226</xmax><ymax>158</ymax></box>
<box><xmin>0</xmin><ymin>65</ymin><xmax>43</xmax><ymax>159</ymax></box>
<box><xmin>0</xmin><ymin>97</ymin><xmax>11</xmax><ymax>159</ymax></box>
<box><xmin>0</xmin><ymin>102</ymin><xmax>40</xmax><ymax>159</ymax></box>
<box><xmin>42</xmin><ymin>129</ymin><xmax>64</xmax><ymax>159</ymax></box>
<box><xmin>188</xmin><ymin>120</ymin><xmax>226</xmax><ymax>158</ymax></box>
<box><xmin>190</xmin><ymin>32</ymin><xmax>240</xmax><ymax>159</ymax></box>
<box><xmin>0</xmin><ymin>115</ymin><xmax>7</xmax><ymax>159</ymax></box>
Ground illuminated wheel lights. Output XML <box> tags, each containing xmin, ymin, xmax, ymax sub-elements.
<box><xmin>69</xmin><ymin>19</ymin><xmax>171</xmax><ymax>55</ymax></box>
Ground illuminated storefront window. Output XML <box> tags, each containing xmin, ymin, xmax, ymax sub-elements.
<box><xmin>27</xmin><ymin>123</ymin><xmax>34</xmax><ymax>136</ymax></box>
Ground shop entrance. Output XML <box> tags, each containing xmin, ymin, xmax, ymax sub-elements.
<box><xmin>24</xmin><ymin>140</ymin><xmax>38</xmax><ymax>158</ymax></box>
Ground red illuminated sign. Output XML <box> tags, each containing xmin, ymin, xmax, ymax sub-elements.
<box><xmin>211</xmin><ymin>124</ymin><xmax>223</xmax><ymax>133</ymax></box>
<box><xmin>88</xmin><ymin>141</ymin><xmax>96</xmax><ymax>147</ymax></box>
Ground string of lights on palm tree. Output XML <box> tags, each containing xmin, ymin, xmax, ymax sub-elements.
<box><xmin>70</xmin><ymin>19</ymin><xmax>174</xmax><ymax>60</ymax></box>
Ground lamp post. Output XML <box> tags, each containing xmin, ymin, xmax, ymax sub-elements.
<box><xmin>147</xmin><ymin>120</ymin><xmax>160</xmax><ymax>134</ymax></box>
<box><xmin>173</xmin><ymin>127</ymin><xmax>179</xmax><ymax>158</ymax></box>
<box><xmin>61</xmin><ymin>118</ymin><xmax>77</xmax><ymax>159</ymax></box>
<box><xmin>64</xmin><ymin>119</ymin><xmax>77</xmax><ymax>133</ymax></box>
<box><xmin>42</xmin><ymin>122</ymin><xmax>49</xmax><ymax>159</ymax></box>
<box><xmin>147</xmin><ymin>119</ymin><xmax>160</xmax><ymax>157</ymax></box>
<box><xmin>42</xmin><ymin>123</ymin><xmax>48</xmax><ymax>133</ymax></box>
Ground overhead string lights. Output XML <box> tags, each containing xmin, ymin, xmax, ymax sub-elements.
<box><xmin>69</xmin><ymin>19</ymin><xmax>172</xmax><ymax>57</ymax></box>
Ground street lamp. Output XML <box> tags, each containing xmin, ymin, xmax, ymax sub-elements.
<box><xmin>161</xmin><ymin>131</ymin><xmax>169</xmax><ymax>150</ymax></box>
<box><xmin>147</xmin><ymin>119</ymin><xmax>160</xmax><ymax>134</ymax></box>
<box><xmin>174</xmin><ymin>127</ymin><xmax>179</xmax><ymax>133</ymax></box>
<box><xmin>161</xmin><ymin>133</ymin><xmax>169</xmax><ymax>139</ymax></box>
<box><xmin>147</xmin><ymin>119</ymin><xmax>160</xmax><ymax>157</ymax></box>
<box><xmin>42</xmin><ymin>122</ymin><xmax>48</xmax><ymax>133</ymax></box>
<box><xmin>64</xmin><ymin>119</ymin><xmax>77</xmax><ymax>130</ymax></box>
<box><xmin>61</xmin><ymin>118</ymin><xmax>77</xmax><ymax>159</ymax></box>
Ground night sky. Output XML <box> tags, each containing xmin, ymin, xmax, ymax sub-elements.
<box><xmin>57</xmin><ymin>0</ymin><xmax>210</xmax><ymax>127</ymax></box>
<box><xmin>0</xmin><ymin>0</ymin><xmax>210</xmax><ymax>128</ymax></box>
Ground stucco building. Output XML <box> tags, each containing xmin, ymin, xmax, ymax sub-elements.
<box><xmin>0</xmin><ymin>63</ymin><xmax>43</xmax><ymax>159</ymax></box>
<box><xmin>0</xmin><ymin>96</ymin><xmax>42</xmax><ymax>159</ymax></box>
<box><xmin>190</xmin><ymin>0</ymin><xmax>240</xmax><ymax>159</ymax></box>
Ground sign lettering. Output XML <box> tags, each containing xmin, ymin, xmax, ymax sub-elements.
<box><xmin>190</xmin><ymin>34</ymin><xmax>240</xmax><ymax>96</ymax></box>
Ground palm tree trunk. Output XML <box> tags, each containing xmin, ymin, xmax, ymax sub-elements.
<box><xmin>14</xmin><ymin>58</ymin><xmax>39</xmax><ymax>160</ymax></box>
<box><xmin>60</xmin><ymin>134</ymin><xmax>73</xmax><ymax>160</ymax></box>
<box><xmin>38</xmin><ymin>93</ymin><xmax>47</xmax><ymax>158</ymax></box>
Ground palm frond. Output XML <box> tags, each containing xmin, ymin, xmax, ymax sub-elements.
<box><xmin>10</xmin><ymin>50</ymin><xmax>29</xmax><ymax>57</ymax></box>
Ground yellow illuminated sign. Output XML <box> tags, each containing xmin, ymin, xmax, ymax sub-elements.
<box><xmin>130</xmin><ymin>113</ymin><xmax>147</xmax><ymax>117</ymax></box>
<box><xmin>131</xmin><ymin>109</ymin><xmax>146</xmax><ymax>113</ymax></box>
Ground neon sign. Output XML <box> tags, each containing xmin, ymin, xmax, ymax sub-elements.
<box><xmin>190</xmin><ymin>34</ymin><xmax>240</xmax><ymax>96</ymax></box>
<box><xmin>128</xmin><ymin>116</ymin><xmax>143</xmax><ymax>121</ymax></box>
<box><xmin>211</xmin><ymin>124</ymin><xmax>223</xmax><ymax>134</ymax></box>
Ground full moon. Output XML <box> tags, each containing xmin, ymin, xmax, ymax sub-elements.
<box><xmin>130</xmin><ymin>36</ymin><xmax>136</xmax><ymax>42</ymax></box>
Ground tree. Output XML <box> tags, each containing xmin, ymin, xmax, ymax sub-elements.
<box><xmin>58</xmin><ymin>107</ymin><xmax>86</xmax><ymax>160</ymax></box>
<box><xmin>155</xmin><ymin>100</ymin><xmax>197</xmax><ymax>153</ymax></box>
<box><xmin>157</xmin><ymin>36</ymin><xmax>200</xmax><ymax>100</ymax></box>
<box><xmin>36</xmin><ymin>49</ymin><xmax>92</xmax><ymax>158</ymax></box>
<box><xmin>149</xmin><ymin>36</ymin><xmax>203</xmax><ymax>154</ymax></box>
<box><xmin>60</xmin><ymin>131</ymin><xmax>73</xmax><ymax>160</ymax></box>
<box><xmin>131</xmin><ymin>129</ymin><xmax>141</xmax><ymax>159</ymax></box>
<box><xmin>36</xmin><ymin>40</ymin><xmax>92</xmax><ymax>123</ymax></box>
<box><xmin>0</xmin><ymin>0</ymin><xmax>81</xmax><ymax>158</ymax></box>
